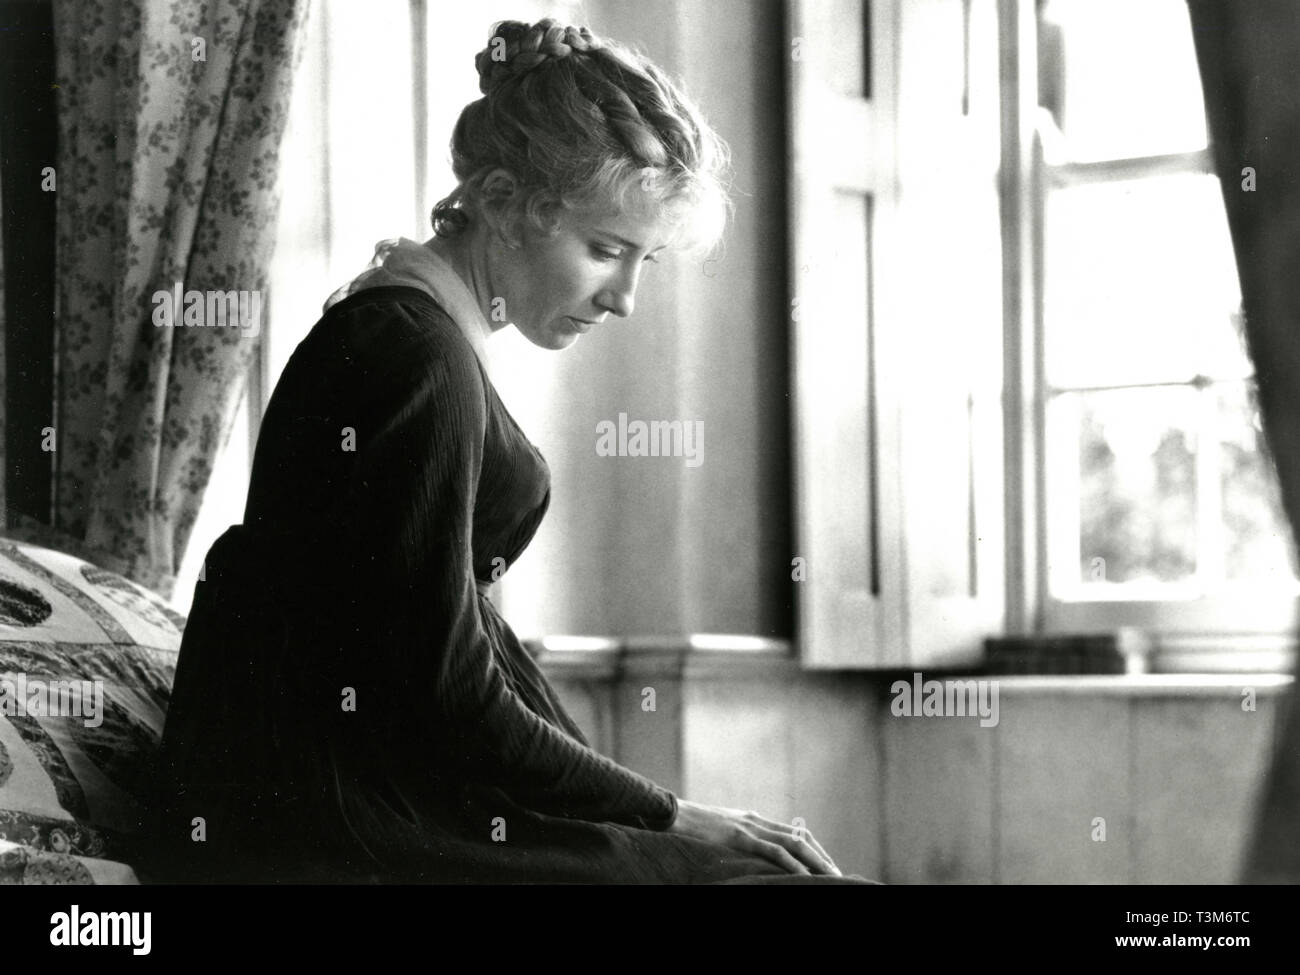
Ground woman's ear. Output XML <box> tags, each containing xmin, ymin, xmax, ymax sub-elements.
<box><xmin>478</xmin><ymin>168</ymin><xmax>523</xmax><ymax>249</ymax></box>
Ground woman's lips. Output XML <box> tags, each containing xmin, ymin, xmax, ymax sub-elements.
<box><xmin>567</xmin><ymin>317</ymin><xmax>593</xmax><ymax>333</ymax></box>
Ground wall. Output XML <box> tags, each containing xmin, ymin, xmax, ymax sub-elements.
<box><xmin>497</xmin><ymin>0</ymin><xmax>794</xmax><ymax>640</ymax></box>
<box><xmin>544</xmin><ymin>651</ymin><xmax>1285</xmax><ymax>883</ymax></box>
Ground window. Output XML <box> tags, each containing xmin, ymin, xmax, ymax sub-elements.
<box><xmin>1033</xmin><ymin>0</ymin><xmax>1299</xmax><ymax>642</ymax></box>
<box><xmin>787</xmin><ymin>0</ymin><xmax>1296</xmax><ymax>669</ymax></box>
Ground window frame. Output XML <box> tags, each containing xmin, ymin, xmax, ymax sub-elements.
<box><xmin>1001</xmin><ymin>0</ymin><xmax>1300</xmax><ymax>663</ymax></box>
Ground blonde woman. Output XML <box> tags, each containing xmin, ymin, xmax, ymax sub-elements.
<box><xmin>156</xmin><ymin>18</ymin><xmax>864</xmax><ymax>884</ymax></box>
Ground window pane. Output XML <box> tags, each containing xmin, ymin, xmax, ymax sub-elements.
<box><xmin>1050</xmin><ymin>387</ymin><xmax>1198</xmax><ymax>590</ymax></box>
<box><xmin>1044</xmin><ymin>173</ymin><xmax>1248</xmax><ymax>388</ymax></box>
<box><xmin>1217</xmin><ymin>383</ymin><xmax>1300</xmax><ymax>585</ymax></box>
<box><xmin>1038</xmin><ymin>0</ymin><xmax>1208</xmax><ymax>162</ymax></box>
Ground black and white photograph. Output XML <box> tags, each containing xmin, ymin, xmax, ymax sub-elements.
<box><xmin>0</xmin><ymin>0</ymin><xmax>1297</xmax><ymax>944</ymax></box>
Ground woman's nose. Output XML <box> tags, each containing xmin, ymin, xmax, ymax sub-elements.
<box><xmin>601</xmin><ymin>291</ymin><xmax>634</xmax><ymax>319</ymax></box>
<box><xmin>598</xmin><ymin>268</ymin><xmax>640</xmax><ymax>319</ymax></box>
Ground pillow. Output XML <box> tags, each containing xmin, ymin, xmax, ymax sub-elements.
<box><xmin>0</xmin><ymin>537</ymin><xmax>184</xmax><ymax>884</ymax></box>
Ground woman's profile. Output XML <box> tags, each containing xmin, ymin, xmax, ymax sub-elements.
<box><xmin>153</xmin><ymin>17</ymin><xmax>864</xmax><ymax>884</ymax></box>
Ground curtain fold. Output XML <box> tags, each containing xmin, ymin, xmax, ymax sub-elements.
<box><xmin>1188</xmin><ymin>0</ymin><xmax>1300</xmax><ymax>882</ymax></box>
<box><xmin>8</xmin><ymin>0</ymin><xmax>312</xmax><ymax>597</ymax></box>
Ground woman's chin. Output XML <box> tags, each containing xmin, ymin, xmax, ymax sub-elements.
<box><xmin>523</xmin><ymin>323</ymin><xmax>581</xmax><ymax>351</ymax></box>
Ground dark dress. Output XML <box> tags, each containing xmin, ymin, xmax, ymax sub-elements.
<box><xmin>151</xmin><ymin>285</ymin><xmax>802</xmax><ymax>883</ymax></box>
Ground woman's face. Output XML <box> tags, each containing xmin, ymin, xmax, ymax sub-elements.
<box><xmin>489</xmin><ymin>197</ymin><xmax>679</xmax><ymax>350</ymax></box>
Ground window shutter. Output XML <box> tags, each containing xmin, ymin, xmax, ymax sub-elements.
<box><xmin>789</xmin><ymin>0</ymin><xmax>904</xmax><ymax>667</ymax></box>
<box><xmin>893</xmin><ymin>0</ymin><xmax>1005</xmax><ymax>665</ymax></box>
<box><xmin>790</xmin><ymin>0</ymin><xmax>1004</xmax><ymax>667</ymax></box>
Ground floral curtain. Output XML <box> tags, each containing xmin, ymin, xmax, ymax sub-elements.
<box><xmin>1188</xmin><ymin>0</ymin><xmax>1300</xmax><ymax>882</ymax></box>
<box><xmin>4</xmin><ymin>0</ymin><xmax>312</xmax><ymax>597</ymax></box>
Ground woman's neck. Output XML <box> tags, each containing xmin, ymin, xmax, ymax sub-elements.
<box><xmin>422</xmin><ymin>225</ymin><xmax>505</xmax><ymax>346</ymax></box>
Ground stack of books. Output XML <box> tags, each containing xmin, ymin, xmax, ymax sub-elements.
<box><xmin>984</xmin><ymin>629</ymin><xmax>1153</xmax><ymax>675</ymax></box>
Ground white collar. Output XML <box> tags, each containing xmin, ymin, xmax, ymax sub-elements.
<box><xmin>323</xmin><ymin>236</ymin><xmax>491</xmax><ymax>370</ymax></box>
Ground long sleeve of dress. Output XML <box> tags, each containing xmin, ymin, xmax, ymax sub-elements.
<box><xmin>311</xmin><ymin>292</ymin><xmax>677</xmax><ymax>832</ymax></box>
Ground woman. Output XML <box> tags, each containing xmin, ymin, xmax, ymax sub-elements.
<box><xmin>153</xmin><ymin>18</ymin><xmax>861</xmax><ymax>884</ymax></box>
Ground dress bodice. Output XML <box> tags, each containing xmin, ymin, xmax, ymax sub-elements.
<box><xmin>467</xmin><ymin>356</ymin><xmax>551</xmax><ymax>589</ymax></box>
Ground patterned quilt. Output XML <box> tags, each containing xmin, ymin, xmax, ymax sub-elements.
<box><xmin>0</xmin><ymin>538</ymin><xmax>184</xmax><ymax>885</ymax></box>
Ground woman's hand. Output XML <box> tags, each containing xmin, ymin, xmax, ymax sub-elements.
<box><xmin>667</xmin><ymin>799</ymin><xmax>842</xmax><ymax>876</ymax></box>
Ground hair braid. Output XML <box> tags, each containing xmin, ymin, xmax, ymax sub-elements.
<box><xmin>474</xmin><ymin>19</ymin><xmax>601</xmax><ymax>95</ymax></box>
<box><xmin>432</xmin><ymin>17</ymin><xmax>731</xmax><ymax>253</ymax></box>
<box><xmin>580</xmin><ymin>72</ymin><xmax>668</xmax><ymax>167</ymax></box>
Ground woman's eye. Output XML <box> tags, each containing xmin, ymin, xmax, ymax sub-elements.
<box><xmin>591</xmin><ymin>246</ymin><xmax>622</xmax><ymax>262</ymax></box>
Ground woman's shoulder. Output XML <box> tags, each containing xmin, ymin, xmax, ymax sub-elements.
<box><xmin>322</xmin><ymin>283</ymin><xmax>461</xmax><ymax>342</ymax></box>
<box><xmin>317</xmin><ymin>284</ymin><xmax>485</xmax><ymax>381</ymax></box>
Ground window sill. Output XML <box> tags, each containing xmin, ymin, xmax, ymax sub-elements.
<box><xmin>985</xmin><ymin>673</ymin><xmax>1292</xmax><ymax>696</ymax></box>
<box><xmin>525</xmin><ymin>634</ymin><xmax>797</xmax><ymax>680</ymax></box>
<box><xmin>988</xmin><ymin>630</ymin><xmax>1297</xmax><ymax>676</ymax></box>
<box><xmin>1144</xmin><ymin>633</ymin><xmax>1297</xmax><ymax>675</ymax></box>
<box><xmin>522</xmin><ymin>633</ymin><xmax>1297</xmax><ymax>682</ymax></box>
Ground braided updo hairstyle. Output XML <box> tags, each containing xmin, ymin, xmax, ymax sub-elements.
<box><xmin>431</xmin><ymin>18</ymin><xmax>731</xmax><ymax>253</ymax></box>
